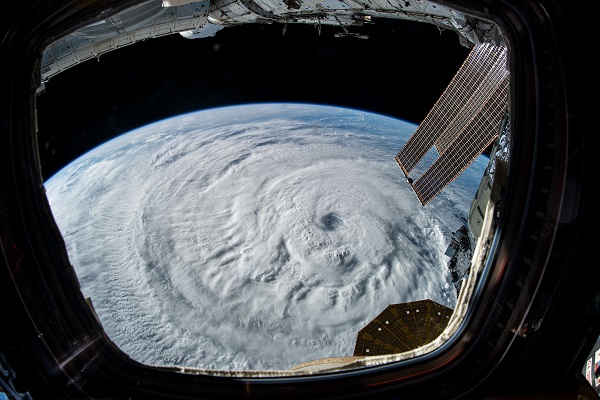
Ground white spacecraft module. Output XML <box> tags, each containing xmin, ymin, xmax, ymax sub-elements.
<box><xmin>39</xmin><ymin>0</ymin><xmax>504</xmax><ymax>84</ymax></box>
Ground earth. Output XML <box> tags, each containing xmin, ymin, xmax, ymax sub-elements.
<box><xmin>45</xmin><ymin>103</ymin><xmax>487</xmax><ymax>371</ymax></box>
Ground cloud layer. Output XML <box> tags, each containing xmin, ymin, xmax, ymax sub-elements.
<box><xmin>45</xmin><ymin>103</ymin><xmax>485</xmax><ymax>371</ymax></box>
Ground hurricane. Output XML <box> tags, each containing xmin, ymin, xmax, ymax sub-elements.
<box><xmin>45</xmin><ymin>103</ymin><xmax>486</xmax><ymax>371</ymax></box>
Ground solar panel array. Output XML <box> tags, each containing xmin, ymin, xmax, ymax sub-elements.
<box><xmin>395</xmin><ymin>43</ymin><xmax>508</xmax><ymax>205</ymax></box>
<box><xmin>353</xmin><ymin>299</ymin><xmax>453</xmax><ymax>357</ymax></box>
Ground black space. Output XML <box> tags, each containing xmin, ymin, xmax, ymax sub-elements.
<box><xmin>35</xmin><ymin>19</ymin><xmax>470</xmax><ymax>179</ymax></box>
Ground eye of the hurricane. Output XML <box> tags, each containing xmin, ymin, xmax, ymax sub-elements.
<box><xmin>37</xmin><ymin>0</ymin><xmax>510</xmax><ymax>376</ymax></box>
<box><xmin>318</xmin><ymin>213</ymin><xmax>344</xmax><ymax>232</ymax></box>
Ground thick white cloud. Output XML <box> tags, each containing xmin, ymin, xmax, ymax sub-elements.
<box><xmin>45</xmin><ymin>103</ymin><xmax>486</xmax><ymax>371</ymax></box>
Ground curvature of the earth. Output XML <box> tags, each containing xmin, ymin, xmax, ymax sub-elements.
<box><xmin>45</xmin><ymin>103</ymin><xmax>486</xmax><ymax>371</ymax></box>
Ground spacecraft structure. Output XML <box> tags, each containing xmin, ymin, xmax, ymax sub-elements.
<box><xmin>39</xmin><ymin>0</ymin><xmax>505</xmax><ymax>86</ymax></box>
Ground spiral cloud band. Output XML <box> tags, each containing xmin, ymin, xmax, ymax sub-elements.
<box><xmin>45</xmin><ymin>103</ymin><xmax>485</xmax><ymax>371</ymax></box>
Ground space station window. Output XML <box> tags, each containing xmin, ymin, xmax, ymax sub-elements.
<box><xmin>34</xmin><ymin>0</ymin><xmax>513</xmax><ymax>381</ymax></box>
<box><xmin>2</xmin><ymin>0</ymin><xmax>596</xmax><ymax>398</ymax></box>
